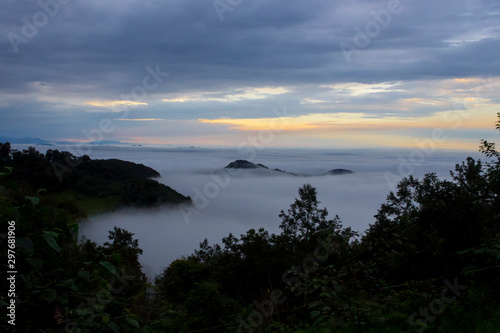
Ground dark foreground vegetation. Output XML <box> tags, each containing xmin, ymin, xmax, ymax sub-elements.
<box><xmin>0</xmin><ymin>145</ymin><xmax>190</xmax><ymax>216</ymax></box>
<box><xmin>1</xmin><ymin>116</ymin><xmax>499</xmax><ymax>332</ymax></box>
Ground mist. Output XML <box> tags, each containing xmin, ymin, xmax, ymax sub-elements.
<box><xmin>13</xmin><ymin>144</ymin><xmax>481</xmax><ymax>279</ymax></box>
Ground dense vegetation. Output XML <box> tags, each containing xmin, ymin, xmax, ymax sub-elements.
<box><xmin>1</xmin><ymin>117</ymin><xmax>499</xmax><ymax>332</ymax></box>
<box><xmin>0</xmin><ymin>145</ymin><xmax>190</xmax><ymax>216</ymax></box>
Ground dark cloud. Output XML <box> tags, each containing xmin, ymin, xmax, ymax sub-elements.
<box><xmin>1</xmin><ymin>0</ymin><xmax>499</xmax><ymax>140</ymax></box>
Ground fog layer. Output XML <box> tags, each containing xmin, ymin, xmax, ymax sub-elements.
<box><xmin>18</xmin><ymin>145</ymin><xmax>480</xmax><ymax>279</ymax></box>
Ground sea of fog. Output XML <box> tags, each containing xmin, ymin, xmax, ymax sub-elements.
<box><xmin>12</xmin><ymin>144</ymin><xmax>483</xmax><ymax>279</ymax></box>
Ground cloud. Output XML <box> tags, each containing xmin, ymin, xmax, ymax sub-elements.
<box><xmin>83</xmin><ymin>100</ymin><xmax>151</xmax><ymax>114</ymax></box>
<box><xmin>321</xmin><ymin>82</ymin><xmax>405</xmax><ymax>96</ymax></box>
<box><xmin>301</xmin><ymin>98</ymin><xmax>327</xmax><ymax>104</ymax></box>
<box><xmin>0</xmin><ymin>0</ymin><xmax>499</xmax><ymax>146</ymax></box>
<box><xmin>85</xmin><ymin>100</ymin><xmax>148</xmax><ymax>108</ymax></box>
<box><xmin>162</xmin><ymin>86</ymin><xmax>289</xmax><ymax>103</ymax></box>
<box><xmin>118</xmin><ymin>118</ymin><xmax>164</xmax><ymax>121</ymax></box>
<box><xmin>72</xmin><ymin>146</ymin><xmax>484</xmax><ymax>278</ymax></box>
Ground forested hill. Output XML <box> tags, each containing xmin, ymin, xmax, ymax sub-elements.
<box><xmin>0</xmin><ymin>143</ymin><xmax>191</xmax><ymax>215</ymax></box>
<box><xmin>224</xmin><ymin>159</ymin><xmax>354</xmax><ymax>176</ymax></box>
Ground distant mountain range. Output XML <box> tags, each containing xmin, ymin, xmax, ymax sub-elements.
<box><xmin>0</xmin><ymin>136</ymin><xmax>130</xmax><ymax>146</ymax></box>
<box><xmin>224</xmin><ymin>159</ymin><xmax>353</xmax><ymax>176</ymax></box>
<box><xmin>0</xmin><ymin>136</ymin><xmax>55</xmax><ymax>145</ymax></box>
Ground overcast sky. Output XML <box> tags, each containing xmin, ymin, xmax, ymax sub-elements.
<box><xmin>1</xmin><ymin>0</ymin><xmax>499</xmax><ymax>149</ymax></box>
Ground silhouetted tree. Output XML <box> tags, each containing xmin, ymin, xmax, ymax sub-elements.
<box><xmin>279</xmin><ymin>184</ymin><xmax>341</xmax><ymax>243</ymax></box>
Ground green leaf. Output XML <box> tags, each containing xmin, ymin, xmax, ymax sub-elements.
<box><xmin>78</xmin><ymin>270</ymin><xmax>90</xmax><ymax>281</ymax></box>
<box><xmin>70</xmin><ymin>223</ymin><xmax>79</xmax><ymax>235</ymax></box>
<box><xmin>20</xmin><ymin>274</ymin><xmax>33</xmax><ymax>290</ymax></box>
<box><xmin>108</xmin><ymin>322</ymin><xmax>120</xmax><ymax>333</ymax></box>
<box><xmin>99</xmin><ymin>261</ymin><xmax>116</xmax><ymax>275</ymax></box>
<box><xmin>26</xmin><ymin>258</ymin><xmax>44</xmax><ymax>270</ymax></box>
<box><xmin>24</xmin><ymin>196</ymin><xmax>40</xmax><ymax>206</ymax></box>
<box><xmin>17</xmin><ymin>237</ymin><xmax>34</xmax><ymax>255</ymax></box>
<box><xmin>42</xmin><ymin>234</ymin><xmax>61</xmax><ymax>253</ymax></box>
<box><xmin>43</xmin><ymin>230</ymin><xmax>60</xmax><ymax>238</ymax></box>
<box><xmin>112</xmin><ymin>253</ymin><xmax>122</xmax><ymax>264</ymax></box>
<box><xmin>43</xmin><ymin>289</ymin><xmax>57</xmax><ymax>304</ymax></box>
<box><xmin>310</xmin><ymin>311</ymin><xmax>321</xmax><ymax>319</ymax></box>
<box><xmin>125</xmin><ymin>317</ymin><xmax>140</xmax><ymax>328</ymax></box>
<box><xmin>1</xmin><ymin>166</ymin><xmax>13</xmax><ymax>175</ymax></box>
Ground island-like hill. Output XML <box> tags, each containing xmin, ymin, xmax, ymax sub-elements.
<box><xmin>225</xmin><ymin>160</ymin><xmax>262</xmax><ymax>169</ymax></box>
<box><xmin>0</xmin><ymin>142</ymin><xmax>190</xmax><ymax>216</ymax></box>
<box><xmin>225</xmin><ymin>160</ymin><xmax>290</xmax><ymax>173</ymax></box>
<box><xmin>224</xmin><ymin>159</ymin><xmax>353</xmax><ymax>176</ymax></box>
<box><xmin>325</xmin><ymin>169</ymin><xmax>354</xmax><ymax>175</ymax></box>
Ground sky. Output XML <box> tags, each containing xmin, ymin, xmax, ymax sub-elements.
<box><xmin>1</xmin><ymin>0</ymin><xmax>500</xmax><ymax>149</ymax></box>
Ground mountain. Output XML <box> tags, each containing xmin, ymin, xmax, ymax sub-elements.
<box><xmin>0</xmin><ymin>142</ymin><xmax>191</xmax><ymax>215</ymax></box>
<box><xmin>225</xmin><ymin>160</ymin><xmax>293</xmax><ymax>175</ymax></box>
<box><xmin>87</xmin><ymin>140</ymin><xmax>130</xmax><ymax>145</ymax></box>
<box><xmin>0</xmin><ymin>136</ymin><xmax>53</xmax><ymax>145</ymax></box>
<box><xmin>225</xmin><ymin>160</ymin><xmax>265</xmax><ymax>169</ymax></box>
<box><xmin>224</xmin><ymin>160</ymin><xmax>353</xmax><ymax>176</ymax></box>
<box><xmin>324</xmin><ymin>169</ymin><xmax>354</xmax><ymax>175</ymax></box>
<box><xmin>0</xmin><ymin>136</ymin><xmax>133</xmax><ymax>146</ymax></box>
<box><xmin>71</xmin><ymin>158</ymin><xmax>190</xmax><ymax>207</ymax></box>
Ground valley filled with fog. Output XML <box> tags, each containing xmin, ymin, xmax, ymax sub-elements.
<box><xmin>14</xmin><ymin>144</ymin><xmax>482</xmax><ymax>278</ymax></box>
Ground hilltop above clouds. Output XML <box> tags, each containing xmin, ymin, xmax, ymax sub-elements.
<box><xmin>224</xmin><ymin>159</ymin><xmax>353</xmax><ymax>177</ymax></box>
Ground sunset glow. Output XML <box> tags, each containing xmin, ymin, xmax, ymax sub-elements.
<box><xmin>1</xmin><ymin>1</ymin><xmax>498</xmax><ymax>151</ymax></box>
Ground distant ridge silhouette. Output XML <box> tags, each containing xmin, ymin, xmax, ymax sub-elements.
<box><xmin>224</xmin><ymin>159</ymin><xmax>353</xmax><ymax>177</ymax></box>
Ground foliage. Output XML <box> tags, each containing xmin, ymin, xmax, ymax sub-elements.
<box><xmin>1</xmin><ymin>114</ymin><xmax>500</xmax><ymax>331</ymax></box>
<box><xmin>0</xmin><ymin>172</ymin><xmax>148</xmax><ymax>332</ymax></box>
<box><xmin>0</xmin><ymin>144</ymin><xmax>190</xmax><ymax>215</ymax></box>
